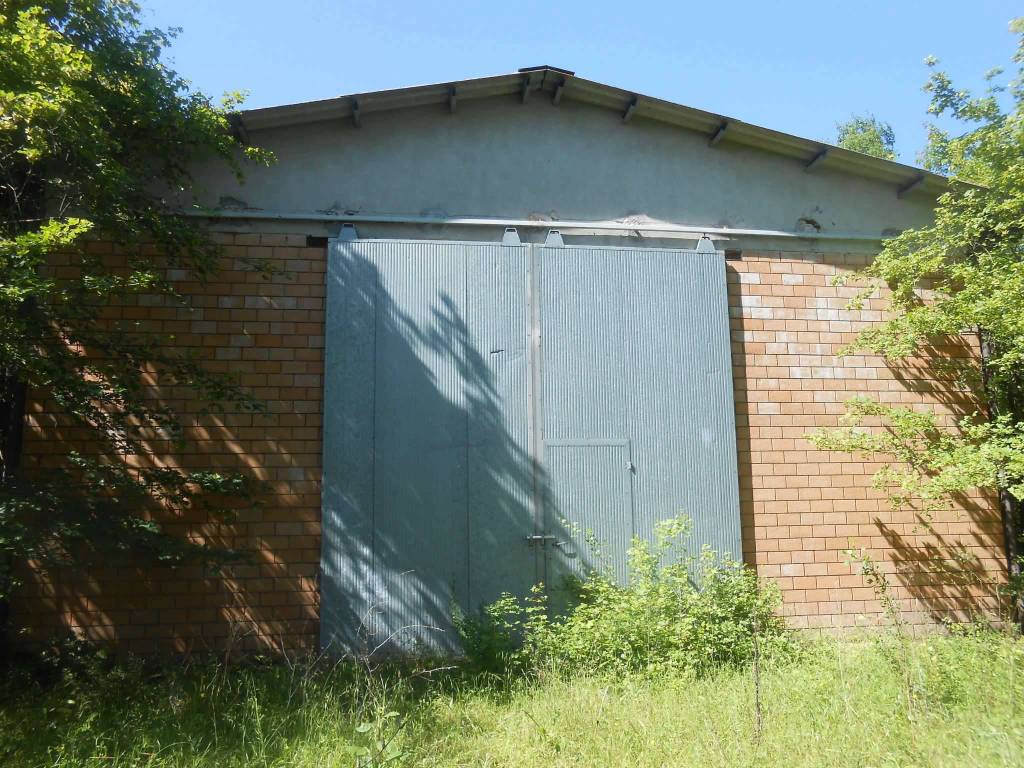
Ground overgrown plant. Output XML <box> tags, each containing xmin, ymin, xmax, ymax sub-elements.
<box><xmin>844</xmin><ymin>545</ymin><xmax>921</xmax><ymax>722</ymax></box>
<box><xmin>460</xmin><ymin>517</ymin><xmax>792</xmax><ymax>677</ymax></box>
<box><xmin>841</xmin><ymin>544</ymin><xmax>1013</xmax><ymax>726</ymax></box>
<box><xmin>810</xmin><ymin>19</ymin><xmax>1024</xmax><ymax>625</ymax></box>
<box><xmin>0</xmin><ymin>1</ymin><xmax>273</xmax><ymax>645</ymax></box>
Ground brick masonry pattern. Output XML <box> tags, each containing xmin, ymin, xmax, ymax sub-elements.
<box><xmin>11</xmin><ymin>236</ymin><xmax>1005</xmax><ymax>652</ymax></box>
<box><xmin>728</xmin><ymin>250</ymin><xmax>1002</xmax><ymax>629</ymax></box>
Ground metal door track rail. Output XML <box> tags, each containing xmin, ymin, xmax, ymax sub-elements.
<box><xmin>183</xmin><ymin>207</ymin><xmax>888</xmax><ymax>243</ymax></box>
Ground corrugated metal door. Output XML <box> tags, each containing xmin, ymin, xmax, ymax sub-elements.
<box><xmin>321</xmin><ymin>239</ymin><xmax>535</xmax><ymax>654</ymax></box>
<box><xmin>535</xmin><ymin>246</ymin><xmax>633</xmax><ymax>589</ymax></box>
<box><xmin>536</xmin><ymin>243</ymin><xmax>741</xmax><ymax>592</ymax></box>
<box><xmin>620</xmin><ymin>245</ymin><xmax>741</xmax><ymax>558</ymax></box>
<box><xmin>542</xmin><ymin>439</ymin><xmax>634</xmax><ymax>585</ymax></box>
<box><xmin>321</xmin><ymin>237</ymin><xmax>740</xmax><ymax>654</ymax></box>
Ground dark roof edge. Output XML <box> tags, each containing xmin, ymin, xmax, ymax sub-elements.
<box><xmin>239</xmin><ymin>68</ymin><xmax>947</xmax><ymax>196</ymax></box>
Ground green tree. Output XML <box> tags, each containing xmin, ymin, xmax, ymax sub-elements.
<box><xmin>811</xmin><ymin>20</ymin><xmax>1024</xmax><ymax>624</ymax></box>
<box><xmin>0</xmin><ymin>1</ymin><xmax>272</xmax><ymax>649</ymax></box>
<box><xmin>836</xmin><ymin>115</ymin><xmax>898</xmax><ymax>160</ymax></box>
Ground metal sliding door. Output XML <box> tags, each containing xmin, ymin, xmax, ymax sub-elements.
<box><xmin>321</xmin><ymin>240</ymin><xmax>535</xmax><ymax>654</ymax></box>
<box><xmin>536</xmin><ymin>243</ymin><xmax>741</xmax><ymax>594</ymax></box>
<box><xmin>321</xmin><ymin>236</ymin><xmax>740</xmax><ymax>654</ymax></box>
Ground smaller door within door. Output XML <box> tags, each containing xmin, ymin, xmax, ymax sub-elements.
<box><xmin>542</xmin><ymin>439</ymin><xmax>634</xmax><ymax>594</ymax></box>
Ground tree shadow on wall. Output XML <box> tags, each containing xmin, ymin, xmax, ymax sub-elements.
<box><xmin>724</xmin><ymin>254</ymin><xmax>1005</xmax><ymax>628</ymax></box>
<box><xmin>320</xmin><ymin>248</ymin><xmax>571</xmax><ymax>656</ymax></box>
<box><xmin>874</xmin><ymin>498</ymin><xmax>1003</xmax><ymax>624</ymax></box>
<box><xmin>883</xmin><ymin>337</ymin><xmax>984</xmax><ymax>419</ymax></box>
<box><xmin>874</xmin><ymin>335</ymin><xmax>1006</xmax><ymax>623</ymax></box>
<box><xmin>15</xmin><ymin>242</ymin><xmax>584</xmax><ymax>658</ymax></box>
<box><xmin>13</xmin><ymin>244</ymin><xmax>330</xmax><ymax>657</ymax></box>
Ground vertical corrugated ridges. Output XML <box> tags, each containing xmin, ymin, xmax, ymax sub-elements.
<box><xmin>537</xmin><ymin>247</ymin><xmax>628</xmax><ymax>440</ymax></box>
<box><xmin>537</xmin><ymin>244</ymin><xmax>741</xmax><ymax>582</ymax></box>
<box><xmin>322</xmin><ymin>240</ymin><xmax>535</xmax><ymax>655</ymax></box>
<box><xmin>544</xmin><ymin>441</ymin><xmax>633</xmax><ymax>586</ymax></box>
<box><xmin>622</xmin><ymin>247</ymin><xmax>741</xmax><ymax>564</ymax></box>
<box><xmin>321</xmin><ymin>240</ymin><xmax>378</xmax><ymax>652</ymax></box>
<box><xmin>465</xmin><ymin>245</ymin><xmax>535</xmax><ymax>611</ymax></box>
<box><xmin>369</xmin><ymin>241</ymin><xmax>468</xmax><ymax>653</ymax></box>
<box><xmin>322</xmin><ymin>239</ymin><xmax>740</xmax><ymax>655</ymax></box>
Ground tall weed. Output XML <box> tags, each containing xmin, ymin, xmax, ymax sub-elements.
<box><xmin>460</xmin><ymin>517</ymin><xmax>792</xmax><ymax>676</ymax></box>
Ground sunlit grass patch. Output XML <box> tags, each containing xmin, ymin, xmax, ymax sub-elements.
<box><xmin>2</xmin><ymin>633</ymin><xmax>1022</xmax><ymax>767</ymax></box>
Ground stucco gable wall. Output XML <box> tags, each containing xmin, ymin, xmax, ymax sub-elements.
<box><xmin>189</xmin><ymin>97</ymin><xmax>936</xmax><ymax>244</ymax></box>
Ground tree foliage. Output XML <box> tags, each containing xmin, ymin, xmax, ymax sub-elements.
<box><xmin>812</xmin><ymin>398</ymin><xmax>1024</xmax><ymax>512</ymax></box>
<box><xmin>0</xmin><ymin>2</ymin><xmax>271</xmax><ymax>600</ymax></box>
<box><xmin>811</xmin><ymin>20</ymin><xmax>1024</xmax><ymax>612</ymax></box>
<box><xmin>836</xmin><ymin>114</ymin><xmax>898</xmax><ymax>160</ymax></box>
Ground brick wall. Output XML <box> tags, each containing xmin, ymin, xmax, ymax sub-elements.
<box><xmin>15</xmin><ymin>233</ymin><xmax>326</xmax><ymax>654</ymax></box>
<box><xmin>728</xmin><ymin>250</ymin><xmax>1004</xmax><ymax>630</ymax></box>
<box><xmin>10</xmin><ymin>236</ymin><xmax>1006</xmax><ymax>652</ymax></box>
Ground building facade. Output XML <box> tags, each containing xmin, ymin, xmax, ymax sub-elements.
<box><xmin>14</xmin><ymin>68</ymin><xmax>1004</xmax><ymax>653</ymax></box>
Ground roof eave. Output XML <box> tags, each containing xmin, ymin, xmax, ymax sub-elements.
<box><xmin>239</xmin><ymin>67</ymin><xmax>948</xmax><ymax>197</ymax></box>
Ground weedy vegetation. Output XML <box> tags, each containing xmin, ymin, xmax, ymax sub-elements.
<box><xmin>2</xmin><ymin>519</ymin><xmax>1022</xmax><ymax>767</ymax></box>
<box><xmin>454</xmin><ymin>516</ymin><xmax>792</xmax><ymax>677</ymax></box>
<box><xmin>1</xmin><ymin>630</ymin><xmax>1022</xmax><ymax>767</ymax></box>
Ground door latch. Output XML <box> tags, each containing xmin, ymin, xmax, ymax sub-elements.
<box><xmin>524</xmin><ymin>534</ymin><xmax>558</xmax><ymax>547</ymax></box>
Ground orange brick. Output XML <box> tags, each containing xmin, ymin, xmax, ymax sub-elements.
<box><xmin>9</xmin><ymin>241</ymin><xmax>1004</xmax><ymax>652</ymax></box>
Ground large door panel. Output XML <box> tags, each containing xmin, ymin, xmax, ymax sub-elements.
<box><xmin>322</xmin><ymin>240</ymin><xmax>535</xmax><ymax>654</ymax></box>
<box><xmin>621</xmin><ymin>247</ymin><xmax>741</xmax><ymax>561</ymax></box>
<box><xmin>321</xmin><ymin>244</ymin><xmax>378</xmax><ymax>652</ymax></box>
<box><xmin>369</xmin><ymin>243</ymin><xmax>470</xmax><ymax>653</ymax></box>
<box><xmin>321</xmin><ymin>237</ymin><xmax>740</xmax><ymax>655</ymax></box>
<box><xmin>534</xmin><ymin>243</ymin><xmax>741</xmax><ymax>584</ymax></box>
<box><xmin>536</xmin><ymin>247</ymin><xmax>634</xmax><ymax>583</ymax></box>
<box><xmin>465</xmin><ymin>245</ymin><xmax>537</xmax><ymax>611</ymax></box>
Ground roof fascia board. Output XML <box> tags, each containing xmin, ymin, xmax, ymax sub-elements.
<box><xmin>242</xmin><ymin>72</ymin><xmax>525</xmax><ymax>131</ymax></box>
<box><xmin>563</xmin><ymin>74</ymin><xmax>944</xmax><ymax>192</ymax></box>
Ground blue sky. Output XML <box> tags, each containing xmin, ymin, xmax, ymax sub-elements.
<box><xmin>142</xmin><ymin>1</ymin><xmax>1020</xmax><ymax>165</ymax></box>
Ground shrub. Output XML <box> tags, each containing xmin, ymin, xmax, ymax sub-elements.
<box><xmin>460</xmin><ymin>517</ymin><xmax>792</xmax><ymax>677</ymax></box>
<box><xmin>451</xmin><ymin>594</ymin><xmax>522</xmax><ymax>674</ymax></box>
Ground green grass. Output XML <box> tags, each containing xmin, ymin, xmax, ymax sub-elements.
<box><xmin>2</xmin><ymin>633</ymin><xmax>1023</xmax><ymax>767</ymax></box>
